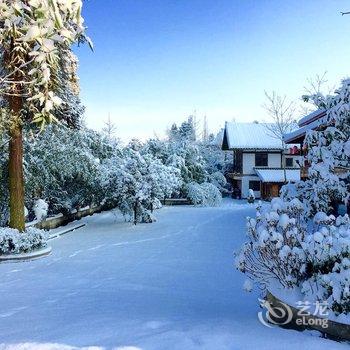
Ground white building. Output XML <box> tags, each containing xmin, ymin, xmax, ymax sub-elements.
<box><xmin>221</xmin><ymin>122</ymin><xmax>301</xmax><ymax>199</ymax></box>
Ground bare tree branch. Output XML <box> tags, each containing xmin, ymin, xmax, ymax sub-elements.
<box><xmin>263</xmin><ymin>91</ymin><xmax>297</xmax><ymax>144</ymax></box>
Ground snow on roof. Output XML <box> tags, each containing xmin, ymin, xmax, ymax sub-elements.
<box><xmin>223</xmin><ymin>122</ymin><xmax>283</xmax><ymax>150</ymax></box>
<box><xmin>284</xmin><ymin>113</ymin><xmax>328</xmax><ymax>144</ymax></box>
<box><xmin>298</xmin><ymin>109</ymin><xmax>326</xmax><ymax>127</ymax></box>
<box><xmin>255</xmin><ymin>168</ymin><xmax>301</xmax><ymax>183</ymax></box>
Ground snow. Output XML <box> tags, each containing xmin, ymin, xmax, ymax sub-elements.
<box><xmin>223</xmin><ymin>122</ymin><xmax>284</xmax><ymax>150</ymax></box>
<box><xmin>298</xmin><ymin>109</ymin><xmax>326</xmax><ymax>127</ymax></box>
<box><xmin>33</xmin><ymin>199</ymin><xmax>49</xmax><ymax>222</ymax></box>
<box><xmin>283</xmin><ymin>115</ymin><xmax>327</xmax><ymax>144</ymax></box>
<box><xmin>255</xmin><ymin>168</ymin><xmax>301</xmax><ymax>183</ymax></box>
<box><xmin>0</xmin><ymin>201</ymin><xmax>347</xmax><ymax>350</ymax></box>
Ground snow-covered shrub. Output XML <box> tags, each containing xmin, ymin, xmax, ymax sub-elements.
<box><xmin>209</xmin><ymin>171</ymin><xmax>228</xmax><ymax>194</ymax></box>
<box><xmin>187</xmin><ymin>182</ymin><xmax>206</xmax><ymax>205</ymax></box>
<box><xmin>152</xmin><ymin>198</ymin><xmax>163</xmax><ymax>210</ymax></box>
<box><xmin>247</xmin><ymin>189</ymin><xmax>255</xmax><ymax>204</ymax></box>
<box><xmin>300</xmin><ymin>214</ymin><xmax>350</xmax><ymax>315</ymax></box>
<box><xmin>236</xmin><ymin>197</ymin><xmax>350</xmax><ymax>315</ymax></box>
<box><xmin>236</xmin><ymin>198</ymin><xmax>307</xmax><ymax>289</ymax></box>
<box><xmin>33</xmin><ymin>199</ymin><xmax>48</xmax><ymax>222</ymax></box>
<box><xmin>0</xmin><ymin>227</ymin><xmax>48</xmax><ymax>255</ymax></box>
<box><xmin>201</xmin><ymin>182</ymin><xmax>222</xmax><ymax>206</ymax></box>
<box><xmin>187</xmin><ymin>182</ymin><xmax>222</xmax><ymax>207</ymax></box>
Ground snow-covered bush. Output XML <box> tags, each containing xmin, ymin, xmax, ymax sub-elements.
<box><xmin>187</xmin><ymin>182</ymin><xmax>222</xmax><ymax>207</ymax></box>
<box><xmin>236</xmin><ymin>197</ymin><xmax>350</xmax><ymax>315</ymax></box>
<box><xmin>236</xmin><ymin>198</ymin><xmax>307</xmax><ymax>289</ymax></box>
<box><xmin>201</xmin><ymin>182</ymin><xmax>222</xmax><ymax>206</ymax></box>
<box><xmin>247</xmin><ymin>189</ymin><xmax>255</xmax><ymax>204</ymax></box>
<box><xmin>300</xmin><ymin>214</ymin><xmax>350</xmax><ymax>315</ymax></box>
<box><xmin>209</xmin><ymin>171</ymin><xmax>228</xmax><ymax>194</ymax></box>
<box><xmin>33</xmin><ymin>199</ymin><xmax>48</xmax><ymax>222</ymax></box>
<box><xmin>0</xmin><ymin>227</ymin><xmax>48</xmax><ymax>255</ymax></box>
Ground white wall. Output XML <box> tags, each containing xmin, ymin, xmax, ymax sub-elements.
<box><xmin>268</xmin><ymin>153</ymin><xmax>282</xmax><ymax>168</ymax></box>
<box><xmin>242</xmin><ymin>152</ymin><xmax>282</xmax><ymax>174</ymax></box>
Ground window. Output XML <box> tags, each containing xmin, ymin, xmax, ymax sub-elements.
<box><xmin>285</xmin><ymin>158</ymin><xmax>293</xmax><ymax>167</ymax></box>
<box><xmin>249</xmin><ymin>181</ymin><xmax>261</xmax><ymax>191</ymax></box>
<box><xmin>255</xmin><ymin>153</ymin><xmax>268</xmax><ymax>167</ymax></box>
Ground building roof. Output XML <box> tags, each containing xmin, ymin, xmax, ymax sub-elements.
<box><xmin>298</xmin><ymin>109</ymin><xmax>326</xmax><ymax>127</ymax></box>
<box><xmin>284</xmin><ymin>110</ymin><xmax>327</xmax><ymax>144</ymax></box>
<box><xmin>222</xmin><ymin>122</ymin><xmax>284</xmax><ymax>150</ymax></box>
<box><xmin>255</xmin><ymin>168</ymin><xmax>301</xmax><ymax>183</ymax></box>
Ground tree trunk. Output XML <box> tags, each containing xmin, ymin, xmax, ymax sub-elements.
<box><xmin>8</xmin><ymin>96</ymin><xmax>25</xmax><ymax>232</ymax></box>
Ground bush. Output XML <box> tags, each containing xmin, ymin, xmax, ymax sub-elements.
<box><xmin>236</xmin><ymin>198</ymin><xmax>307</xmax><ymax>289</ymax></box>
<box><xmin>187</xmin><ymin>182</ymin><xmax>222</xmax><ymax>207</ymax></box>
<box><xmin>236</xmin><ymin>198</ymin><xmax>350</xmax><ymax>315</ymax></box>
<box><xmin>0</xmin><ymin>227</ymin><xmax>48</xmax><ymax>255</ymax></box>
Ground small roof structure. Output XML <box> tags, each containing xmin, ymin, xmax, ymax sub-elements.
<box><xmin>255</xmin><ymin>168</ymin><xmax>301</xmax><ymax>183</ymax></box>
<box><xmin>222</xmin><ymin>122</ymin><xmax>283</xmax><ymax>150</ymax></box>
<box><xmin>284</xmin><ymin>109</ymin><xmax>327</xmax><ymax>144</ymax></box>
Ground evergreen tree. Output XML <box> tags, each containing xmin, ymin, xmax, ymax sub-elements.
<box><xmin>0</xmin><ymin>1</ymin><xmax>89</xmax><ymax>231</ymax></box>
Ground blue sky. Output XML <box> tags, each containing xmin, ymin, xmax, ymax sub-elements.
<box><xmin>76</xmin><ymin>0</ymin><xmax>350</xmax><ymax>140</ymax></box>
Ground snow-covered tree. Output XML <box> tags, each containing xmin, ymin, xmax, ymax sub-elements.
<box><xmin>102</xmin><ymin>114</ymin><xmax>117</xmax><ymax>140</ymax></box>
<box><xmin>237</xmin><ymin>78</ymin><xmax>350</xmax><ymax>317</ymax></box>
<box><xmin>24</xmin><ymin>125</ymin><xmax>105</xmax><ymax>216</ymax></box>
<box><xmin>0</xmin><ymin>0</ymin><xmax>89</xmax><ymax>231</ymax></box>
<box><xmin>282</xmin><ymin>79</ymin><xmax>350</xmax><ymax>216</ymax></box>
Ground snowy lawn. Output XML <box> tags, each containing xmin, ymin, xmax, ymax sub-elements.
<box><xmin>0</xmin><ymin>200</ymin><xmax>348</xmax><ymax>350</ymax></box>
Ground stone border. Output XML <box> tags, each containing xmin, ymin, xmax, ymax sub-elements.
<box><xmin>163</xmin><ymin>198</ymin><xmax>191</xmax><ymax>206</ymax></box>
<box><xmin>267</xmin><ymin>291</ymin><xmax>350</xmax><ymax>342</ymax></box>
<box><xmin>0</xmin><ymin>246</ymin><xmax>52</xmax><ymax>263</ymax></box>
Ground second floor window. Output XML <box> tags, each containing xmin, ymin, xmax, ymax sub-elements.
<box><xmin>285</xmin><ymin>158</ymin><xmax>294</xmax><ymax>167</ymax></box>
<box><xmin>255</xmin><ymin>152</ymin><xmax>268</xmax><ymax>167</ymax></box>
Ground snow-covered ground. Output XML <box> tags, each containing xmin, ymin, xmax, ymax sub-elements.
<box><xmin>0</xmin><ymin>200</ymin><xmax>348</xmax><ymax>350</ymax></box>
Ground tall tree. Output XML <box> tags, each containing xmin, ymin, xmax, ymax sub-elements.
<box><xmin>0</xmin><ymin>0</ymin><xmax>89</xmax><ymax>231</ymax></box>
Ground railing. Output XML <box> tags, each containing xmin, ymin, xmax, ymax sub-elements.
<box><xmin>226</xmin><ymin>172</ymin><xmax>242</xmax><ymax>179</ymax></box>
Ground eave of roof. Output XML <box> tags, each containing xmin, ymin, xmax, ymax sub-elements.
<box><xmin>254</xmin><ymin>167</ymin><xmax>301</xmax><ymax>183</ymax></box>
<box><xmin>298</xmin><ymin>109</ymin><xmax>326</xmax><ymax>127</ymax></box>
<box><xmin>284</xmin><ymin>114</ymin><xmax>328</xmax><ymax>144</ymax></box>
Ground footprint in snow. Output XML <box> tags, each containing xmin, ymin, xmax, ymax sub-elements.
<box><xmin>87</xmin><ymin>244</ymin><xmax>106</xmax><ymax>251</ymax></box>
<box><xmin>0</xmin><ymin>306</ymin><xmax>28</xmax><ymax>318</ymax></box>
<box><xmin>69</xmin><ymin>250</ymin><xmax>83</xmax><ymax>258</ymax></box>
